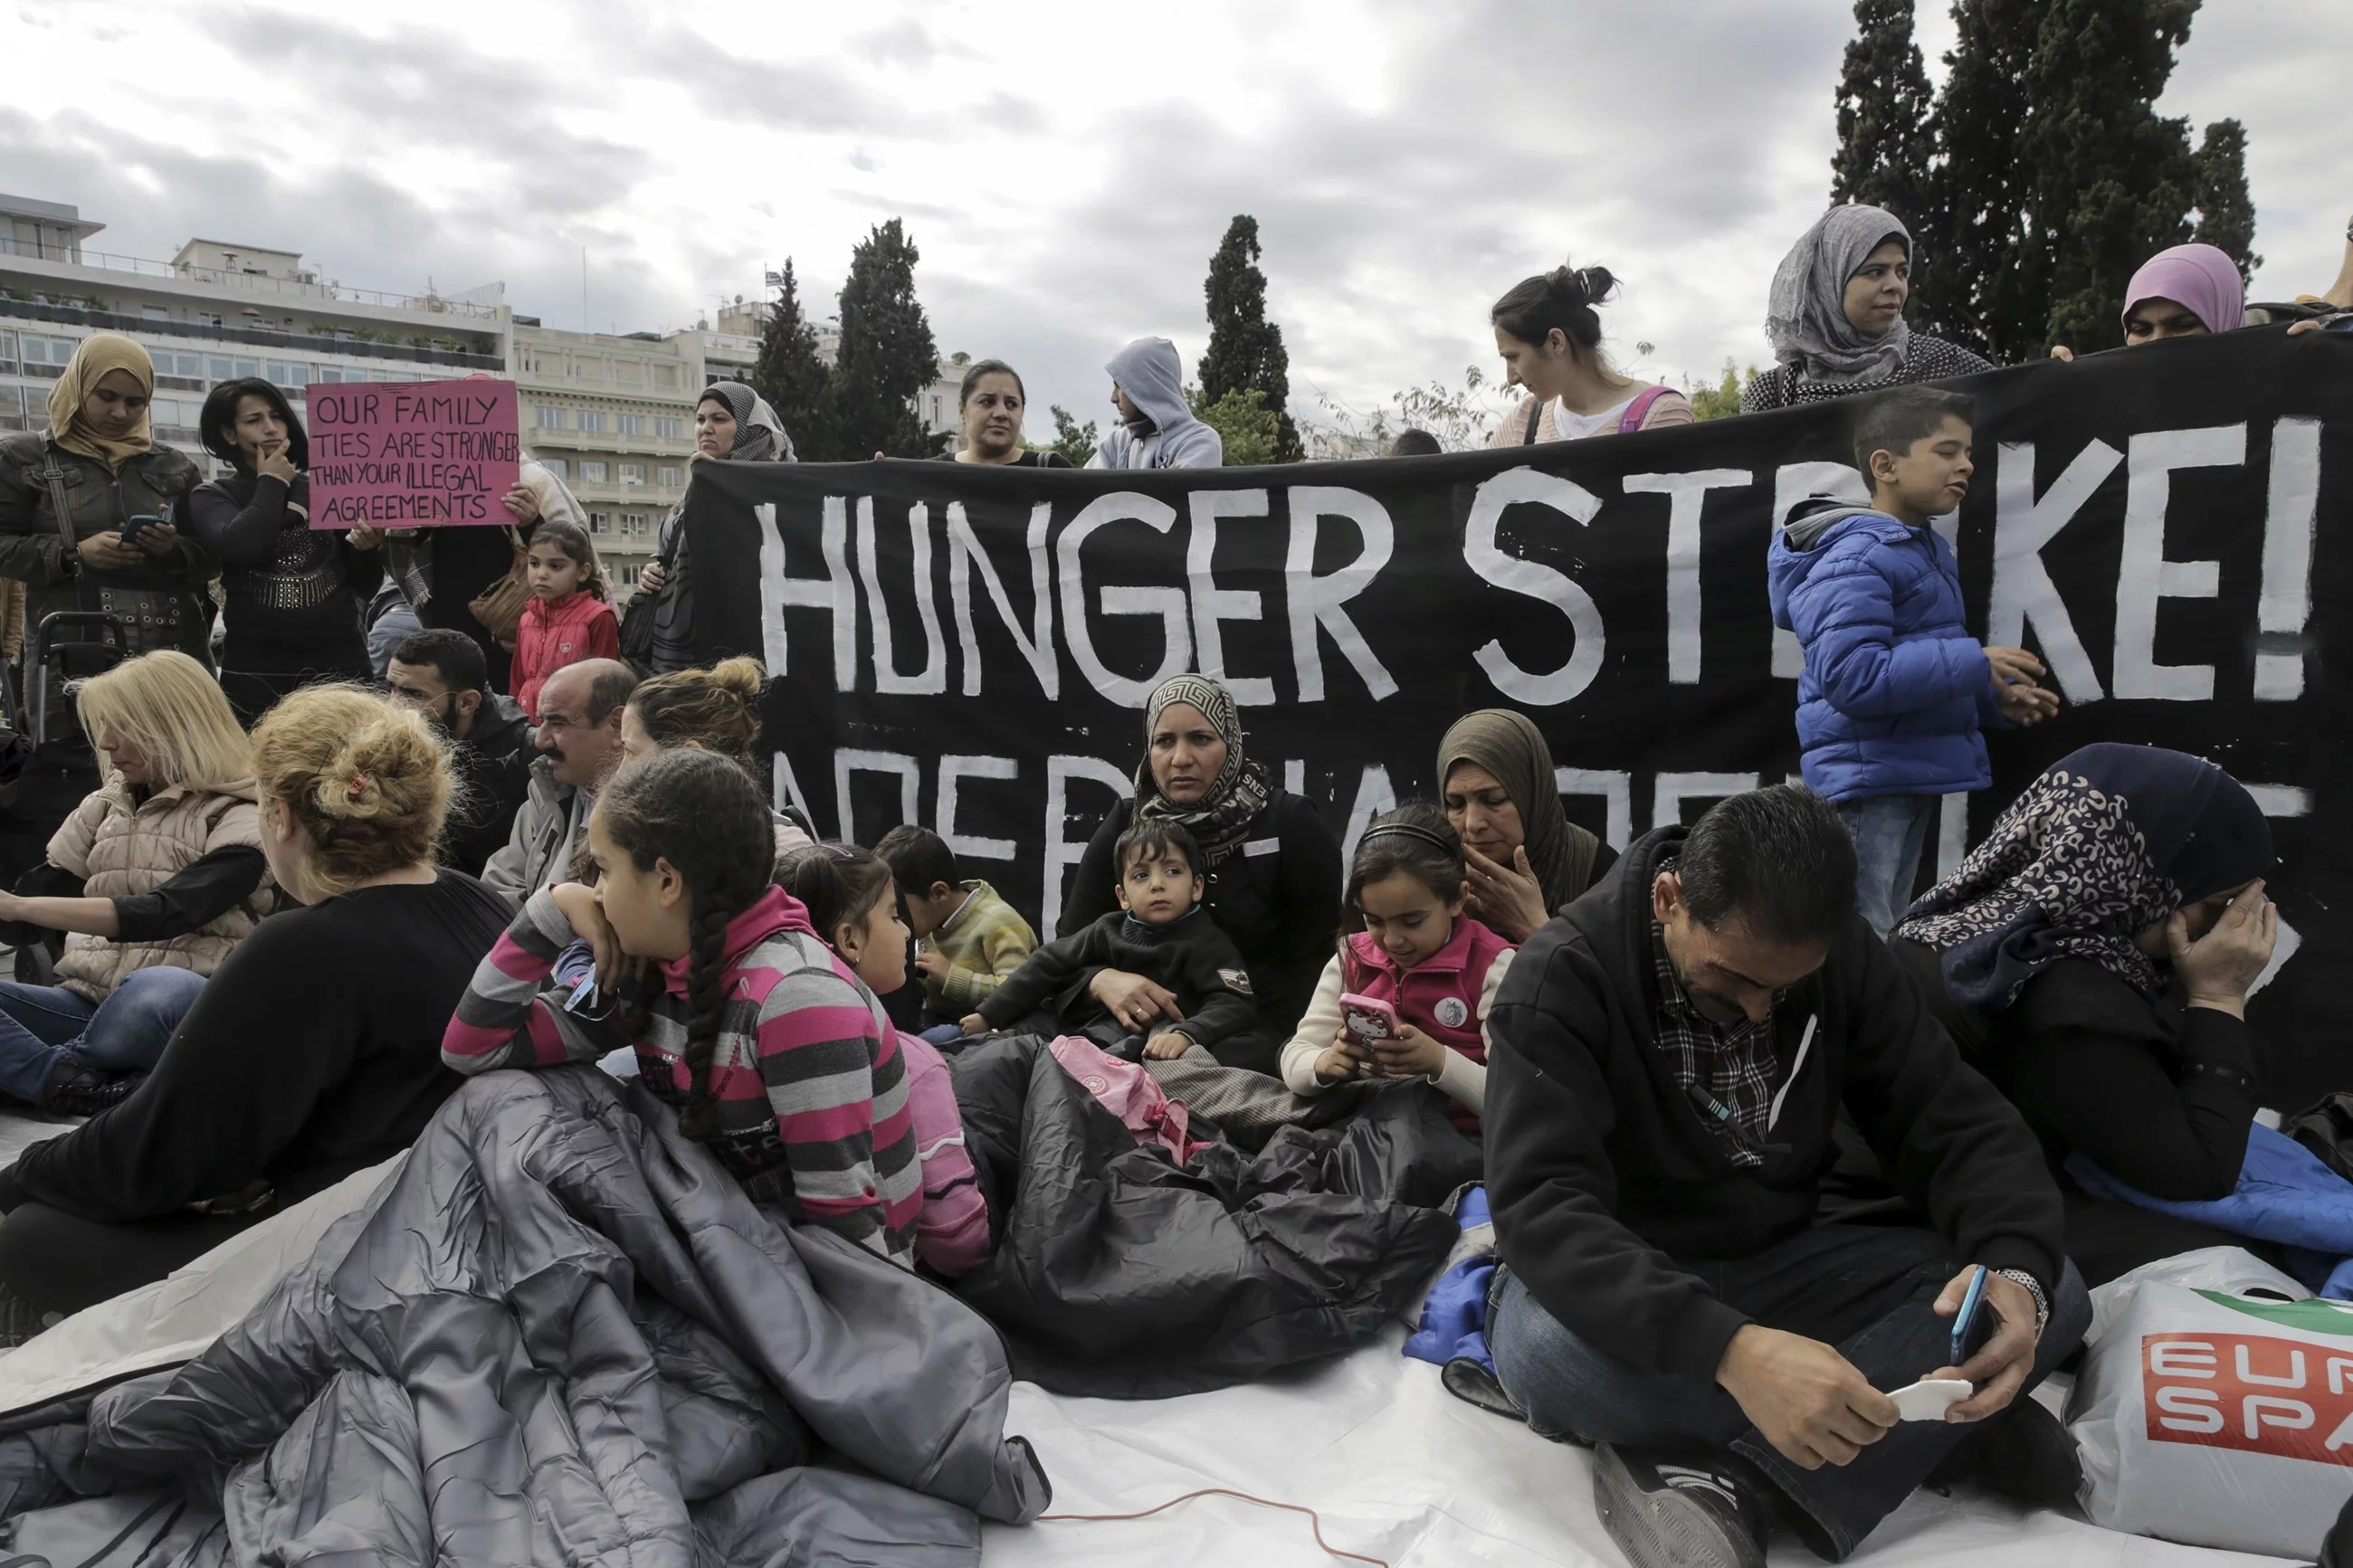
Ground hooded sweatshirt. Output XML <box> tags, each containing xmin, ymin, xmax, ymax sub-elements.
<box><xmin>1088</xmin><ymin>337</ymin><xmax>1224</xmax><ymax>470</ymax></box>
<box><xmin>1767</xmin><ymin>499</ymin><xmax>2002</xmax><ymax>802</ymax></box>
<box><xmin>1483</xmin><ymin>827</ymin><xmax>2064</xmax><ymax>1382</ymax></box>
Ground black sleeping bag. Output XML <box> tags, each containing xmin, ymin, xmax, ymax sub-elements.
<box><xmin>949</xmin><ymin>1034</ymin><xmax>1479</xmax><ymax>1399</ymax></box>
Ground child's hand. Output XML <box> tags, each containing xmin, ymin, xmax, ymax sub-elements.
<box><xmin>550</xmin><ymin>882</ymin><xmax>621</xmax><ymax>985</ymax></box>
<box><xmin>1984</xmin><ymin>645</ymin><xmax>2047</xmax><ymax>689</ymax></box>
<box><xmin>1372</xmin><ymin>1022</ymin><xmax>1448</xmax><ymax>1080</ymax></box>
<box><xmin>1312</xmin><ymin>1041</ymin><xmax>1365</xmax><ymax>1084</ymax></box>
<box><xmin>957</xmin><ymin>1012</ymin><xmax>988</xmax><ymax>1036</ymax></box>
<box><xmin>1997</xmin><ymin>682</ymin><xmax>2060</xmax><ymax>726</ymax></box>
<box><xmin>1144</xmin><ymin>1031</ymin><xmax>1192</xmax><ymax>1061</ymax></box>
<box><xmin>913</xmin><ymin>949</ymin><xmax>950</xmax><ymax>981</ymax></box>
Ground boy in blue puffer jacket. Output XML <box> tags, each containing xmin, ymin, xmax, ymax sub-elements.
<box><xmin>1769</xmin><ymin>386</ymin><xmax>2059</xmax><ymax>936</ymax></box>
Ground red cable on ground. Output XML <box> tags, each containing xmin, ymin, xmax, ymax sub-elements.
<box><xmin>1038</xmin><ymin>1487</ymin><xmax>1390</xmax><ymax>1565</ymax></box>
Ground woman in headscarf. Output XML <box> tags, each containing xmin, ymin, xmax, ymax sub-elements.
<box><xmin>0</xmin><ymin>334</ymin><xmax>218</xmax><ymax>670</ymax></box>
<box><xmin>1890</xmin><ymin>744</ymin><xmax>2279</xmax><ymax>1284</ymax></box>
<box><xmin>1437</xmin><ymin>709</ymin><xmax>1617</xmax><ymax>943</ymax></box>
<box><xmin>1741</xmin><ymin>204</ymin><xmax>1994</xmax><ymax>413</ymax></box>
<box><xmin>186</xmin><ymin>377</ymin><xmax>385</xmax><ymax>726</ymax></box>
<box><xmin>636</xmin><ymin>382</ymin><xmax>795</xmax><ymax>673</ymax></box>
<box><xmin>1057</xmin><ymin>674</ymin><xmax>1342</xmax><ymax>1074</ymax></box>
<box><xmin>2050</xmin><ymin>242</ymin><xmax>2249</xmax><ymax>360</ymax></box>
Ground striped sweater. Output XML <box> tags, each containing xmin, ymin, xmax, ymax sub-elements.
<box><xmin>443</xmin><ymin>885</ymin><xmax>923</xmax><ymax>1265</ymax></box>
<box><xmin>920</xmin><ymin>880</ymin><xmax>1039</xmax><ymax>1013</ymax></box>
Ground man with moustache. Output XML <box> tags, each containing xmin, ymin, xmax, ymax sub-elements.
<box><xmin>480</xmin><ymin>658</ymin><xmax>636</xmax><ymax>908</ymax></box>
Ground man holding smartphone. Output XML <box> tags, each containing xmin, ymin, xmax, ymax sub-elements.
<box><xmin>1484</xmin><ymin>784</ymin><xmax>2090</xmax><ymax>1568</ymax></box>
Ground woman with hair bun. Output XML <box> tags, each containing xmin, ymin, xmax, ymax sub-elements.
<box><xmin>0</xmin><ymin>686</ymin><xmax>510</xmax><ymax>1336</ymax></box>
<box><xmin>1486</xmin><ymin>263</ymin><xmax>1693</xmax><ymax>446</ymax></box>
<box><xmin>616</xmin><ymin>656</ymin><xmax>814</xmax><ymax>851</ymax></box>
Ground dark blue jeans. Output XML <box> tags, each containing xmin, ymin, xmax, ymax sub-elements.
<box><xmin>1837</xmin><ymin>794</ymin><xmax>1939</xmax><ymax>937</ymax></box>
<box><xmin>1489</xmin><ymin>1224</ymin><xmax>2091</xmax><ymax>1561</ymax></box>
<box><xmin>0</xmin><ymin>968</ymin><xmax>210</xmax><ymax>1105</ymax></box>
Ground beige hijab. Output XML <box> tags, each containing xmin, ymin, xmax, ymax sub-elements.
<box><xmin>47</xmin><ymin>333</ymin><xmax>156</xmax><ymax>470</ymax></box>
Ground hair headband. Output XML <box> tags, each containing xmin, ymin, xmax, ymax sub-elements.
<box><xmin>1359</xmin><ymin>822</ymin><xmax>1458</xmax><ymax>855</ymax></box>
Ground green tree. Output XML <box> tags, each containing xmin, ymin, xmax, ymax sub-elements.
<box><xmin>1048</xmin><ymin>405</ymin><xmax>1099</xmax><ymax>467</ymax></box>
<box><xmin>1186</xmin><ymin>385</ymin><xmax>1277</xmax><ymax>467</ymax></box>
<box><xmin>1828</xmin><ymin>0</ymin><xmax>1935</xmax><ymax>223</ymax></box>
<box><xmin>1910</xmin><ymin>0</ymin><xmax>2040</xmax><ymax>356</ymax></box>
<box><xmin>749</xmin><ymin>259</ymin><xmax>834</xmax><ymax>459</ymax></box>
<box><xmin>2192</xmin><ymin>117</ymin><xmax>2262</xmax><ymax>285</ymax></box>
<box><xmin>829</xmin><ymin>219</ymin><xmax>941</xmax><ymax>459</ymax></box>
<box><xmin>1199</xmin><ymin>215</ymin><xmax>1303</xmax><ymax>462</ymax></box>
<box><xmin>2022</xmin><ymin>0</ymin><xmax>2203</xmax><ymax>354</ymax></box>
<box><xmin>1684</xmin><ymin>361</ymin><xmax>1762</xmax><ymax>421</ymax></box>
<box><xmin>1300</xmin><ymin>366</ymin><xmax>1514</xmax><ymax>456</ymax></box>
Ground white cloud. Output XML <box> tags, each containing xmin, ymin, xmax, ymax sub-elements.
<box><xmin>2</xmin><ymin>0</ymin><xmax>2338</xmax><ymax>442</ymax></box>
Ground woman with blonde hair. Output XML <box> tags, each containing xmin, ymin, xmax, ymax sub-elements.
<box><xmin>0</xmin><ymin>333</ymin><xmax>218</xmax><ymax>668</ymax></box>
<box><xmin>0</xmin><ymin>651</ymin><xmax>266</xmax><ymax>1114</ymax></box>
<box><xmin>0</xmin><ymin>686</ymin><xmax>510</xmax><ymax>1336</ymax></box>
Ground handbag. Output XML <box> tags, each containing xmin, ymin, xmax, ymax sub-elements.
<box><xmin>40</xmin><ymin>459</ymin><xmax>211</xmax><ymax>663</ymax></box>
<box><xmin>617</xmin><ymin>513</ymin><xmax>681</xmax><ymax>669</ymax></box>
<box><xmin>465</xmin><ymin>525</ymin><xmax>531</xmax><ymax>650</ymax></box>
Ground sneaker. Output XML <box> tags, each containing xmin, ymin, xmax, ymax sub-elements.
<box><xmin>39</xmin><ymin>1065</ymin><xmax>140</xmax><ymax>1118</ymax></box>
<box><xmin>1927</xmin><ymin>1392</ymin><xmax>2082</xmax><ymax>1508</ymax></box>
<box><xmin>1592</xmin><ymin>1443</ymin><xmax>1769</xmax><ymax>1568</ymax></box>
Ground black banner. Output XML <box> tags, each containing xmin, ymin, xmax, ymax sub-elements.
<box><xmin>685</xmin><ymin>330</ymin><xmax>2348</xmax><ymax>1101</ymax></box>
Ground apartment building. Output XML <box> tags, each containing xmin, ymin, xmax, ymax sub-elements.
<box><xmin>0</xmin><ymin>194</ymin><xmax>510</xmax><ymax>465</ymax></box>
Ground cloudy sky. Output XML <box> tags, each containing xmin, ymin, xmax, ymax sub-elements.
<box><xmin>4</xmin><ymin>0</ymin><xmax>2341</xmax><ymax>442</ymax></box>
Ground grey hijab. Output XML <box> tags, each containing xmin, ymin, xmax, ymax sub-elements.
<box><xmin>1765</xmin><ymin>204</ymin><xmax>1913</xmax><ymax>384</ymax></box>
<box><xmin>701</xmin><ymin>381</ymin><xmax>795</xmax><ymax>464</ymax></box>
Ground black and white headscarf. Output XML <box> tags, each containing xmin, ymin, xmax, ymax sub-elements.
<box><xmin>1131</xmin><ymin>674</ymin><xmax>1275</xmax><ymax>870</ymax></box>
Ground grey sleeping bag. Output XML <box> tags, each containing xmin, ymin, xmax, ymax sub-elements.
<box><xmin>0</xmin><ymin>1067</ymin><xmax>1051</xmax><ymax>1566</ymax></box>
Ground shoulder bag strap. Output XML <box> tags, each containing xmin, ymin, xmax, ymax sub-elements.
<box><xmin>1518</xmin><ymin>396</ymin><xmax>1544</xmax><ymax>446</ymax></box>
<box><xmin>37</xmin><ymin>458</ymin><xmax>81</xmax><ymax>576</ymax></box>
<box><xmin>1617</xmin><ymin>385</ymin><xmax>1671</xmax><ymax>434</ymax></box>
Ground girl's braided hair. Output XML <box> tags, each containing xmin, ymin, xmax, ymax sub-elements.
<box><xmin>595</xmin><ymin>747</ymin><xmax>775</xmax><ymax>1141</ymax></box>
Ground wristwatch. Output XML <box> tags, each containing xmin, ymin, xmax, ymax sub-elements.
<box><xmin>1993</xmin><ymin>1268</ymin><xmax>2051</xmax><ymax>1339</ymax></box>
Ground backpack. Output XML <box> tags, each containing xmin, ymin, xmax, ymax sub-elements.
<box><xmin>1515</xmin><ymin>385</ymin><xmax>1673</xmax><ymax>443</ymax></box>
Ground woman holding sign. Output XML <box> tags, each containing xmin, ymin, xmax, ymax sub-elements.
<box><xmin>1741</xmin><ymin>204</ymin><xmax>1992</xmax><ymax>413</ymax></box>
<box><xmin>635</xmin><ymin>382</ymin><xmax>796</xmax><ymax>674</ymax></box>
<box><xmin>187</xmin><ymin>378</ymin><xmax>384</xmax><ymax>726</ymax></box>
<box><xmin>0</xmin><ymin>333</ymin><xmax>217</xmax><ymax>668</ymax></box>
<box><xmin>1058</xmin><ymin>675</ymin><xmax>1341</xmax><ymax>1074</ymax></box>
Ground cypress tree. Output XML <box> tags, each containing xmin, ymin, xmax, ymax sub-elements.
<box><xmin>1199</xmin><ymin>216</ymin><xmax>1302</xmax><ymax>462</ymax></box>
<box><xmin>2192</xmin><ymin>117</ymin><xmax>2262</xmax><ymax>285</ymax></box>
<box><xmin>749</xmin><ymin>259</ymin><xmax>834</xmax><ymax>460</ymax></box>
<box><xmin>1911</xmin><ymin>0</ymin><xmax>2040</xmax><ymax>357</ymax></box>
<box><xmin>830</xmin><ymin>219</ymin><xmax>941</xmax><ymax>459</ymax></box>
<box><xmin>1828</xmin><ymin>0</ymin><xmax>1935</xmax><ymax>224</ymax></box>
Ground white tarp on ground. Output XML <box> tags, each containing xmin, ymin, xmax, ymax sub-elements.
<box><xmin>981</xmin><ymin>1327</ymin><xmax>2287</xmax><ymax>1567</ymax></box>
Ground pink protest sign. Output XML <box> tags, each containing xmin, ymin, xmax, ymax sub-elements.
<box><xmin>308</xmin><ymin>378</ymin><xmax>520</xmax><ymax>527</ymax></box>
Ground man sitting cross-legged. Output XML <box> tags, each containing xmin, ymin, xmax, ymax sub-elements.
<box><xmin>1483</xmin><ymin>784</ymin><xmax>2090</xmax><ymax>1568</ymax></box>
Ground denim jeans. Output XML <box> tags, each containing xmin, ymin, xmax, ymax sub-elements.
<box><xmin>1488</xmin><ymin>1224</ymin><xmax>2091</xmax><ymax>1561</ymax></box>
<box><xmin>0</xmin><ymin>967</ymin><xmax>211</xmax><ymax>1105</ymax></box>
<box><xmin>1837</xmin><ymin>794</ymin><xmax>1940</xmax><ymax>936</ymax></box>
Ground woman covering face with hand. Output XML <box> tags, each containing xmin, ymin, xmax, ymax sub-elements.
<box><xmin>1437</xmin><ymin>709</ymin><xmax>1617</xmax><ymax>944</ymax></box>
<box><xmin>1057</xmin><ymin>675</ymin><xmax>1341</xmax><ymax>1074</ymax></box>
<box><xmin>0</xmin><ymin>333</ymin><xmax>217</xmax><ymax>670</ymax></box>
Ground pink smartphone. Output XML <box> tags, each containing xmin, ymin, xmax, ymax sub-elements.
<box><xmin>1338</xmin><ymin>993</ymin><xmax>1396</xmax><ymax>1048</ymax></box>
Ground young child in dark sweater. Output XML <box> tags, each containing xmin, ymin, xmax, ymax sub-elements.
<box><xmin>961</xmin><ymin>822</ymin><xmax>1256</xmax><ymax>1061</ymax></box>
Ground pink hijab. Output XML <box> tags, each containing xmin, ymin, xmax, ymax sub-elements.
<box><xmin>2121</xmin><ymin>243</ymin><xmax>2245</xmax><ymax>337</ymax></box>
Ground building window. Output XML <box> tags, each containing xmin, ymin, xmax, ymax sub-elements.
<box><xmin>931</xmin><ymin>395</ymin><xmax>943</xmax><ymax>425</ymax></box>
<box><xmin>658</xmin><ymin>466</ymin><xmax>683</xmax><ymax>488</ymax></box>
<box><xmin>576</xmin><ymin>411</ymin><xmax>607</xmax><ymax>434</ymax></box>
<box><xmin>535</xmin><ymin>405</ymin><xmax>567</xmax><ymax>430</ymax></box>
<box><xmin>198</xmin><ymin>312</ymin><xmax>224</xmax><ymax>328</ymax></box>
<box><xmin>0</xmin><ymin>385</ymin><xmax>23</xmax><ymax>432</ymax></box>
<box><xmin>619</xmin><ymin>462</ymin><xmax>644</xmax><ymax>486</ymax></box>
<box><xmin>538</xmin><ymin>458</ymin><xmax>567</xmax><ymax>480</ymax></box>
<box><xmin>621</xmin><ymin>563</ymin><xmax>641</xmax><ymax>587</ymax></box>
<box><xmin>0</xmin><ymin>328</ymin><xmax>16</xmax><ymax>375</ymax></box>
<box><xmin>587</xmin><ymin>511</ymin><xmax>611</xmax><ymax>536</ymax></box>
<box><xmin>267</xmin><ymin>360</ymin><xmax>310</xmax><ymax>388</ymax></box>
<box><xmin>19</xmin><ymin>334</ymin><xmax>79</xmax><ymax>375</ymax></box>
<box><xmin>141</xmin><ymin>306</ymin><xmax>171</xmax><ymax>323</ymax></box>
<box><xmin>617</xmin><ymin>413</ymin><xmax>645</xmax><ymax>436</ymax></box>
<box><xmin>579</xmin><ymin>461</ymin><xmax>608</xmax><ymax>484</ymax></box>
<box><xmin>655</xmin><ymin>417</ymin><xmax>683</xmax><ymax>440</ymax></box>
<box><xmin>150</xmin><ymin>349</ymin><xmax>205</xmax><ymax>381</ymax></box>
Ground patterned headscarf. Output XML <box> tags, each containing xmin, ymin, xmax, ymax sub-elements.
<box><xmin>699</xmin><ymin>382</ymin><xmax>796</xmax><ymax>464</ymax></box>
<box><xmin>1766</xmin><ymin>204</ymin><xmax>1914</xmax><ymax>384</ymax></box>
<box><xmin>1896</xmin><ymin>745</ymin><xmax>2275</xmax><ymax>1015</ymax></box>
<box><xmin>48</xmin><ymin>333</ymin><xmax>156</xmax><ymax>469</ymax></box>
<box><xmin>1131</xmin><ymin>673</ymin><xmax>1275</xmax><ymax>869</ymax></box>
<box><xmin>1437</xmin><ymin>708</ymin><xmax>1603</xmax><ymax>911</ymax></box>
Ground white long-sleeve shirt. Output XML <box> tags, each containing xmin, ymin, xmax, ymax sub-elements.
<box><xmin>1276</xmin><ymin>948</ymin><xmax>1516</xmax><ymax>1117</ymax></box>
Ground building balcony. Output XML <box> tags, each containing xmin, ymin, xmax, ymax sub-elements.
<box><xmin>0</xmin><ymin>299</ymin><xmax>502</xmax><ymax>370</ymax></box>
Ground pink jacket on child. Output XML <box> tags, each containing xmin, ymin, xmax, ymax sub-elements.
<box><xmin>513</xmin><ymin>591</ymin><xmax>620</xmax><ymax>723</ymax></box>
<box><xmin>1280</xmin><ymin>916</ymin><xmax>1517</xmax><ymax>1130</ymax></box>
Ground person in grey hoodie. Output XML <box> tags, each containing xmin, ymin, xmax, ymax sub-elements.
<box><xmin>1088</xmin><ymin>337</ymin><xmax>1224</xmax><ymax>470</ymax></box>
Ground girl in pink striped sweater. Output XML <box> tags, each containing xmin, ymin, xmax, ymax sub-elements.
<box><xmin>443</xmin><ymin>748</ymin><xmax>923</xmax><ymax>1265</ymax></box>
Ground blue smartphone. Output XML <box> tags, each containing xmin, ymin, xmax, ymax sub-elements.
<box><xmin>1949</xmin><ymin>1265</ymin><xmax>1993</xmax><ymax>1366</ymax></box>
<box><xmin>119</xmin><ymin>512</ymin><xmax>163</xmax><ymax>545</ymax></box>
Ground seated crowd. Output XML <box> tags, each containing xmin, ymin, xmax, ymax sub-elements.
<box><xmin>0</xmin><ymin>223</ymin><xmax>2335</xmax><ymax>1567</ymax></box>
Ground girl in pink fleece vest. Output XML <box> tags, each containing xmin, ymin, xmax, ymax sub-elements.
<box><xmin>512</xmin><ymin>518</ymin><xmax>619</xmax><ymax>723</ymax></box>
<box><xmin>1280</xmin><ymin>802</ymin><xmax>1515</xmax><ymax>1131</ymax></box>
